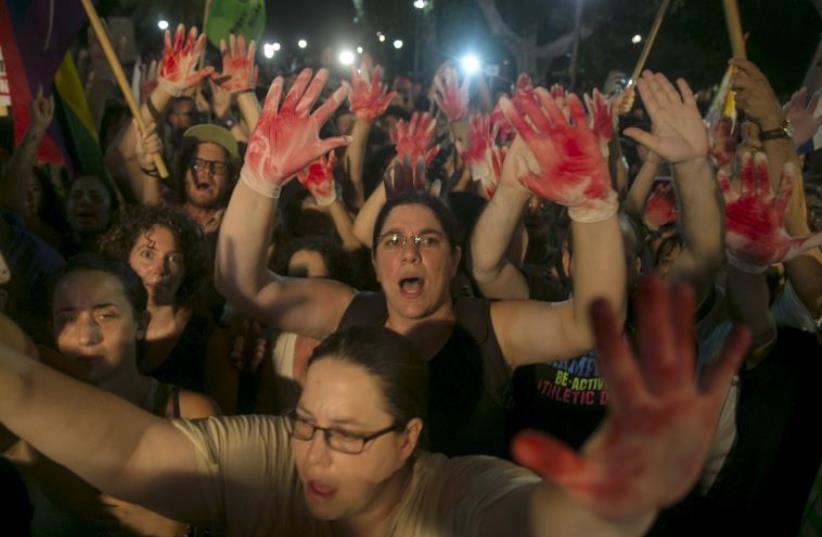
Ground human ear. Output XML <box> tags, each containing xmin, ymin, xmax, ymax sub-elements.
<box><xmin>399</xmin><ymin>417</ymin><xmax>423</xmax><ymax>460</ymax></box>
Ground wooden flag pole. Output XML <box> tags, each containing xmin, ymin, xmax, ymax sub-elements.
<box><xmin>79</xmin><ymin>0</ymin><xmax>169</xmax><ymax>178</ymax></box>
<box><xmin>628</xmin><ymin>0</ymin><xmax>672</xmax><ymax>88</ymax></box>
<box><xmin>721</xmin><ymin>0</ymin><xmax>746</xmax><ymax>59</ymax></box>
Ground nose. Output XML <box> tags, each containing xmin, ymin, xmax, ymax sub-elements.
<box><xmin>305</xmin><ymin>430</ymin><xmax>333</xmax><ymax>466</ymax></box>
<box><xmin>77</xmin><ymin>314</ymin><xmax>102</xmax><ymax>346</ymax></box>
<box><xmin>399</xmin><ymin>238</ymin><xmax>421</xmax><ymax>263</ymax></box>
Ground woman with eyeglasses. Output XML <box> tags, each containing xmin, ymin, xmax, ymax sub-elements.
<box><xmin>0</xmin><ymin>275</ymin><xmax>751</xmax><ymax>537</ymax></box>
<box><xmin>98</xmin><ymin>204</ymin><xmax>236</xmax><ymax>412</ymax></box>
<box><xmin>217</xmin><ymin>69</ymin><xmax>626</xmax><ymax>458</ymax></box>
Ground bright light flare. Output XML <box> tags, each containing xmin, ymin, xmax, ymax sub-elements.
<box><xmin>393</xmin><ymin>39</ymin><xmax>403</xmax><ymax>49</ymax></box>
<box><xmin>298</xmin><ymin>39</ymin><xmax>308</xmax><ymax>49</ymax></box>
<box><xmin>339</xmin><ymin>49</ymin><xmax>355</xmax><ymax>66</ymax></box>
<box><xmin>377</xmin><ymin>32</ymin><xmax>386</xmax><ymax>43</ymax></box>
<box><xmin>263</xmin><ymin>43</ymin><xmax>276</xmax><ymax>59</ymax></box>
<box><xmin>157</xmin><ymin>20</ymin><xmax>169</xmax><ymax>31</ymax></box>
<box><xmin>272</xmin><ymin>42</ymin><xmax>281</xmax><ymax>52</ymax></box>
<box><xmin>460</xmin><ymin>54</ymin><xmax>481</xmax><ymax>75</ymax></box>
<box><xmin>632</xmin><ymin>34</ymin><xmax>643</xmax><ymax>44</ymax></box>
<box><xmin>356</xmin><ymin>46</ymin><xmax>364</xmax><ymax>54</ymax></box>
<box><xmin>414</xmin><ymin>0</ymin><xmax>426</xmax><ymax>8</ymax></box>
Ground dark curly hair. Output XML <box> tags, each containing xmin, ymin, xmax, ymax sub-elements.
<box><xmin>271</xmin><ymin>235</ymin><xmax>353</xmax><ymax>285</ymax></box>
<box><xmin>97</xmin><ymin>205</ymin><xmax>208</xmax><ymax>306</ymax></box>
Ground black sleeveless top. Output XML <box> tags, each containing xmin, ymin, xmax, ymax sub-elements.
<box><xmin>141</xmin><ymin>313</ymin><xmax>211</xmax><ymax>393</ymax></box>
<box><xmin>338</xmin><ymin>292</ymin><xmax>513</xmax><ymax>459</ymax></box>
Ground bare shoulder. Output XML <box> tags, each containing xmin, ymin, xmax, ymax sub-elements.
<box><xmin>174</xmin><ymin>390</ymin><xmax>222</xmax><ymax>419</ymax></box>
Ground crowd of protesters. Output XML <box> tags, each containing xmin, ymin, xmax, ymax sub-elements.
<box><xmin>0</xmin><ymin>16</ymin><xmax>821</xmax><ymax>537</ymax></box>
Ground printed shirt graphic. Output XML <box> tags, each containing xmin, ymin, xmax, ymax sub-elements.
<box><xmin>511</xmin><ymin>351</ymin><xmax>607</xmax><ymax>450</ymax></box>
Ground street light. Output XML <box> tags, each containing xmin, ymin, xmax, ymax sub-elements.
<box><xmin>413</xmin><ymin>0</ymin><xmax>426</xmax><ymax>8</ymax></box>
<box><xmin>298</xmin><ymin>39</ymin><xmax>308</xmax><ymax>49</ymax></box>
<box><xmin>356</xmin><ymin>46</ymin><xmax>364</xmax><ymax>54</ymax></box>
<box><xmin>157</xmin><ymin>19</ymin><xmax>169</xmax><ymax>31</ymax></box>
<box><xmin>632</xmin><ymin>34</ymin><xmax>643</xmax><ymax>44</ymax></box>
<box><xmin>272</xmin><ymin>42</ymin><xmax>281</xmax><ymax>52</ymax></box>
<box><xmin>377</xmin><ymin>32</ymin><xmax>386</xmax><ymax>43</ymax></box>
<box><xmin>460</xmin><ymin>53</ymin><xmax>481</xmax><ymax>75</ymax></box>
<box><xmin>263</xmin><ymin>43</ymin><xmax>276</xmax><ymax>59</ymax></box>
<box><xmin>338</xmin><ymin>49</ymin><xmax>355</xmax><ymax>66</ymax></box>
<box><xmin>393</xmin><ymin>39</ymin><xmax>403</xmax><ymax>49</ymax></box>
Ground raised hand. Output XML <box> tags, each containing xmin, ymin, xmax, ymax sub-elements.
<box><xmin>709</xmin><ymin>117</ymin><xmax>736</xmax><ymax>168</ymax></box>
<box><xmin>516</xmin><ymin>74</ymin><xmax>538</xmax><ymax>102</ymax></box>
<box><xmin>783</xmin><ymin>87</ymin><xmax>822</xmax><ymax>148</ymax></box>
<box><xmin>643</xmin><ymin>179</ymin><xmax>678</xmax><ymax>230</ymax></box>
<box><xmin>432</xmin><ymin>64</ymin><xmax>469</xmax><ymax>122</ymax></box>
<box><xmin>383</xmin><ymin>155</ymin><xmax>430</xmax><ymax>198</ymax></box>
<box><xmin>718</xmin><ymin>152</ymin><xmax>822</xmax><ymax>272</ymax></box>
<box><xmin>499</xmin><ymin>87</ymin><xmax>617</xmax><ymax>223</ymax></box>
<box><xmin>216</xmin><ymin>33</ymin><xmax>258</xmax><ymax>93</ymax></box>
<box><xmin>27</xmin><ymin>89</ymin><xmax>55</xmax><ymax>135</ymax></box>
<box><xmin>460</xmin><ymin>113</ymin><xmax>506</xmax><ymax>198</ymax></box>
<box><xmin>611</xmin><ymin>86</ymin><xmax>636</xmax><ymax>116</ymax></box>
<box><xmin>624</xmin><ymin>71</ymin><xmax>708</xmax><ymax>165</ymax></box>
<box><xmin>157</xmin><ymin>24</ymin><xmax>214</xmax><ymax>96</ymax></box>
<box><xmin>349</xmin><ymin>65</ymin><xmax>396</xmax><ymax>122</ymax></box>
<box><xmin>585</xmin><ymin>89</ymin><xmax>613</xmax><ymax>155</ymax></box>
<box><xmin>512</xmin><ymin>277</ymin><xmax>751</xmax><ymax>520</ymax></box>
<box><xmin>390</xmin><ymin>112</ymin><xmax>439</xmax><ymax>165</ymax></box>
<box><xmin>138</xmin><ymin>59</ymin><xmax>159</xmax><ymax>105</ymax></box>
<box><xmin>296</xmin><ymin>151</ymin><xmax>338</xmax><ymax>206</ymax></box>
<box><xmin>135</xmin><ymin>120</ymin><xmax>163</xmax><ymax>172</ymax></box>
<box><xmin>241</xmin><ymin>68</ymin><xmax>352</xmax><ymax>197</ymax></box>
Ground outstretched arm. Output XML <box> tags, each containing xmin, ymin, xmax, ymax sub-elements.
<box><xmin>491</xmin><ymin>87</ymin><xmax>625</xmax><ymax>366</ymax></box>
<box><xmin>625</xmin><ymin>71</ymin><xmax>724</xmax><ymax>301</ymax></box>
<box><xmin>216</xmin><ymin>69</ymin><xmax>355</xmax><ymax>340</ymax></box>
<box><xmin>0</xmin><ymin>316</ymin><xmax>205</xmax><ymax>524</ymax></box>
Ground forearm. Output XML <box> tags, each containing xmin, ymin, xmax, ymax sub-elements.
<box><xmin>609</xmin><ymin>137</ymin><xmax>629</xmax><ymax>198</ymax></box>
<box><xmin>0</xmin><ymin>343</ymin><xmax>177</xmax><ymax>502</ymax></box>
<box><xmin>352</xmin><ymin>182</ymin><xmax>387</xmax><ymax>249</ymax></box>
<box><xmin>0</xmin><ymin>127</ymin><xmax>45</xmax><ymax>215</ymax></box>
<box><xmin>142</xmin><ymin>86</ymin><xmax>174</xmax><ymax>125</ymax></box>
<box><xmin>216</xmin><ymin>180</ymin><xmax>281</xmax><ymax>303</ymax></box>
<box><xmin>624</xmin><ymin>159</ymin><xmax>660</xmax><ymax>218</ymax></box>
<box><xmin>236</xmin><ymin>91</ymin><xmax>261</xmax><ymax>133</ymax></box>
<box><xmin>327</xmin><ymin>201</ymin><xmax>362</xmax><ymax>251</ymax></box>
<box><xmin>669</xmin><ymin>158</ymin><xmax>724</xmax><ymax>298</ymax></box>
<box><xmin>530</xmin><ymin>484</ymin><xmax>655</xmax><ymax>537</ymax></box>
<box><xmin>344</xmin><ymin>119</ymin><xmax>372</xmax><ymax>209</ymax></box>
<box><xmin>126</xmin><ymin>158</ymin><xmax>162</xmax><ymax>205</ymax></box>
<box><xmin>725</xmin><ymin>265</ymin><xmax>775</xmax><ymax>350</ymax></box>
<box><xmin>570</xmin><ymin>214</ymin><xmax>626</xmax><ymax>341</ymax></box>
<box><xmin>469</xmin><ymin>182</ymin><xmax>530</xmax><ymax>299</ymax></box>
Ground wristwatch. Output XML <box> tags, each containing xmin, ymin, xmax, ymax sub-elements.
<box><xmin>759</xmin><ymin>119</ymin><xmax>794</xmax><ymax>142</ymax></box>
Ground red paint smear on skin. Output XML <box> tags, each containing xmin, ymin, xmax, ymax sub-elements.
<box><xmin>350</xmin><ymin>67</ymin><xmax>393</xmax><ymax>121</ymax></box>
<box><xmin>463</xmin><ymin>114</ymin><xmax>491</xmax><ymax>163</ymax></box>
<box><xmin>392</xmin><ymin>113</ymin><xmax>435</xmax><ymax>163</ymax></box>
<box><xmin>710</xmin><ymin>118</ymin><xmax>735</xmax><ymax>168</ymax></box>
<box><xmin>644</xmin><ymin>182</ymin><xmax>678</xmax><ymax>228</ymax></box>
<box><xmin>591</xmin><ymin>91</ymin><xmax>613</xmax><ymax>143</ymax></box>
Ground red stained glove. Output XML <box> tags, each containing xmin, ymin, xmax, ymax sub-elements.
<box><xmin>383</xmin><ymin>155</ymin><xmax>434</xmax><ymax>199</ymax></box>
<box><xmin>349</xmin><ymin>65</ymin><xmax>396</xmax><ymax>122</ymax></box>
<box><xmin>719</xmin><ymin>152</ymin><xmax>822</xmax><ymax>272</ymax></box>
<box><xmin>241</xmin><ymin>68</ymin><xmax>352</xmax><ymax>198</ymax></box>
<box><xmin>216</xmin><ymin>33</ymin><xmax>259</xmax><ymax>93</ymax></box>
<box><xmin>512</xmin><ymin>277</ymin><xmax>751</xmax><ymax>520</ymax></box>
<box><xmin>158</xmin><ymin>24</ymin><xmax>214</xmax><ymax>96</ymax></box>
<box><xmin>585</xmin><ymin>89</ymin><xmax>614</xmax><ymax>154</ymax></box>
<box><xmin>643</xmin><ymin>179</ymin><xmax>679</xmax><ymax>230</ymax></box>
<box><xmin>432</xmin><ymin>64</ymin><xmax>469</xmax><ymax>122</ymax></box>
<box><xmin>297</xmin><ymin>151</ymin><xmax>338</xmax><ymax>206</ymax></box>
<box><xmin>500</xmin><ymin>88</ymin><xmax>617</xmax><ymax>222</ymax></box>
<box><xmin>390</xmin><ymin>112</ymin><xmax>439</xmax><ymax>166</ymax></box>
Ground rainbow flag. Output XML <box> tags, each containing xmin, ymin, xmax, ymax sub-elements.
<box><xmin>0</xmin><ymin>0</ymin><xmax>95</xmax><ymax>165</ymax></box>
<box><xmin>54</xmin><ymin>52</ymin><xmax>103</xmax><ymax>176</ymax></box>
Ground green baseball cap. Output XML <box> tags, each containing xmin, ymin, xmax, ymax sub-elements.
<box><xmin>182</xmin><ymin>124</ymin><xmax>240</xmax><ymax>159</ymax></box>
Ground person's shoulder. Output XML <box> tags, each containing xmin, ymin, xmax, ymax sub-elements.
<box><xmin>177</xmin><ymin>390</ymin><xmax>221</xmax><ymax>419</ymax></box>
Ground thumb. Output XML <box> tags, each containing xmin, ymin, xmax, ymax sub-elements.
<box><xmin>319</xmin><ymin>135</ymin><xmax>354</xmax><ymax>154</ymax></box>
<box><xmin>623</xmin><ymin>127</ymin><xmax>660</xmax><ymax>153</ymax></box>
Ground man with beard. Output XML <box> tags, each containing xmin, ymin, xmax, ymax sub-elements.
<box><xmin>173</xmin><ymin>124</ymin><xmax>239</xmax><ymax>256</ymax></box>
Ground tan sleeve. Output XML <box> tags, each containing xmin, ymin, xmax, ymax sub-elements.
<box><xmin>171</xmin><ymin>415</ymin><xmax>296</xmax><ymax>536</ymax></box>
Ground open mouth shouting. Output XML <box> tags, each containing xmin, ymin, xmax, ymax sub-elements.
<box><xmin>398</xmin><ymin>276</ymin><xmax>425</xmax><ymax>299</ymax></box>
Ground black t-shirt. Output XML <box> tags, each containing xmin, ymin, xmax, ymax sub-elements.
<box><xmin>338</xmin><ymin>292</ymin><xmax>513</xmax><ymax>459</ymax></box>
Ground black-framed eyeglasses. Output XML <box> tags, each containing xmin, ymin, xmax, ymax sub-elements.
<box><xmin>376</xmin><ymin>232</ymin><xmax>444</xmax><ymax>251</ymax></box>
<box><xmin>284</xmin><ymin>410</ymin><xmax>402</xmax><ymax>455</ymax></box>
<box><xmin>190</xmin><ymin>157</ymin><xmax>229</xmax><ymax>177</ymax></box>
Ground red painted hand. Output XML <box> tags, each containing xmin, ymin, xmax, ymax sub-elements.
<box><xmin>383</xmin><ymin>155</ymin><xmax>430</xmax><ymax>198</ymax></box>
<box><xmin>585</xmin><ymin>89</ymin><xmax>614</xmax><ymax>153</ymax></box>
<box><xmin>709</xmin><ymin>117</ymin><xmax>736</xmax><ymax>169</ymax></box>
<box><xmin>490</xmin><ymin>102</ymin><xmax>515</xmax><ymax>143</ymax></box>
<box><xmin>138</xmin><ymin>59</ymin><xmax>159</xmax><ymax>105</ymax></box>
<box><xmin>433</xmin><ymin>65</ymin><xmax>469</xmax><ymax>122</ymax></box>
<box><xmin>349</xmin><ymin>65</ymin><xmax>396</xmax><ymax>122</ymax></box>
<box><xmin>499</xmin><ymin>88</ymin><xmax>617</xmax><ymax>222</ymax></box>
<box><xmin>216</xmin><ymin>33</ymin><xmax>258</xmax><ymax>93</ymax></box>
<box><xmin>461</xmin><ymin>113</ymin><xmax>506</xmax><ymax>198</ymax></box>
<box><xmin>643</xmin><ymin>179</ymin><xmax>679</xmax><ymax>230</ymax></box>
<box><xmin>390</xmin><ymin>112</ymin><xmax>439</xmax><ymax>166</ymax></box>
<box><xmin>512</xmin><ymin>277</ymin><xmax>751</xmax><ymax>520</ymax></box>
<box><xmin>515</xmin><ymin>74</ymin><xmax>538</xmax><ymax>102</ymax></box>
<box><xmin>718</xmin><ymin>152</ymin><xmax>822</xmax><ymax>272</ymax></box>
<box><xmin>297</xmin><ymin>151</ymin><xmax>338</xmax><ymax>206</ymax></box>
<box><xmin>158</xmin><ymin>25</ymin><xmax>214</xmax><ymax>96</ymax></box>
<box><xmin>241</xmin><ymin>68</ymin><xmax>352</xmax><ymax>197</ymax></box>
<box><xmin>783</xmin><ymin>87</ymin><xmax>822</xmax><ymax>148</ymax></box>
